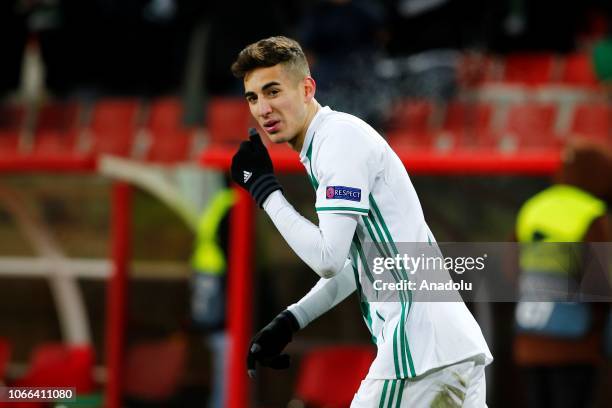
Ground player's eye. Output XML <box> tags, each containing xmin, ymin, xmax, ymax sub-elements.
<box><xmin>268</xmin><ymin>89</ymin><xmax>280</xmax><ymax>97</ymax></box>
<box><xmin>246</xmin><ymin>95</ymin><xmax>257</xmax><ymax>104</ymax></box>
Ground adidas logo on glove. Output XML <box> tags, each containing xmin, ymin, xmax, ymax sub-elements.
<box><xmin>243</xmin><ymin>171</ymin><xmax>253</xmax><ymax>183</ymax></box>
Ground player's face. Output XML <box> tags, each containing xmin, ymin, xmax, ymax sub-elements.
<box><xmin>243</xmin><ymin>64</ymin><xmax>312</xmax><ymax>145</ymax></box>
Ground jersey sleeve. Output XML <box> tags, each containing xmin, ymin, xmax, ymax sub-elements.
<box><xmin>287</xmin><ymin>259</ymin><xmax>357</xmax><ymax>329</ymax></box>
<box><xmin>312</xmin><ymin>122</ymin><xmax>376</xmax><ymax>216</ymax></box>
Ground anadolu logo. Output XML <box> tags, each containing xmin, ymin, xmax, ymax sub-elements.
<box><xmin>325</xmin><ymin>186</ymin><xmax>361</xmax><ymax>202</ymax></box>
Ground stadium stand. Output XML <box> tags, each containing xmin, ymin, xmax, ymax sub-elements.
<box><xmin>558</xmin><ymin>52</ymin><xmax>600</xmax><ymax>87</ymax></box>
<box><xmin>293</xmin><ymin>345</ymin><xmax>376</xmax><ymax>408</ymax></box>
<box><xmin>385</xmin><ymin>99</ymin><xmax>436</xmax><ymax>148</ymax></box>
<box><xmin>567</xmin><ymin>102</ymin><xmax>612</xmax><ymax>142</ymax></box>
<box><xmin>87</xmin><ymin>99</ymin><xmax>141</xmax><ymax>157</ymax></box>
<box><xmin>144</xmin><ymin>97</ymin><xmax>194</xmax><ymax>163</ymax></box>
<box><xmin>501</xmin><ymin>53</ymin><xmax>558</xmax><ymax>86</ymax></box>
<box><xmin>0</xmin><ymin>337</ymin><xmax>10</xmax><ymax>383</ymax></box>
<box><xmin>13</xmin><ymin>343</ymin><xmax>95</xmax><ymax>394</ymax></box>
<box><xmin>0</xmin><ymin>104</ymin><xmax>25</xmax><ymax>153</ymax></box>
<box><xmin>206</xmin><ymin>97</ymin><xmax>256</xmax><ymax>145</ymax></box>
<box><xmin>32</xmin><ymin>101</ymin><xmax>81</xmax><ymax>155</ymax></box>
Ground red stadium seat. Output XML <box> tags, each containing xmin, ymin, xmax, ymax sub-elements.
<box><xmin>440</xmin><ymin>101</ymin><xmax>495</xmax><ymax>149</ymax></box>
<box><xmin>0</xmin><ymin>337</ymin><xmax>11</xmax><ymax>381</ymax></box>
<box><xmin>33</xmin><ymin>101</ymin><xmax>81</xmax><ymax>154</ymax></box>
<box><xmin>206</xmin><ymin>97</ymin><xmax>257</xmax><ymax>145</ymax></box>
<box><xmin>0</xmin><ymin>104</ymin><xmax>25</xmax><ymax>153</ymax></box>
<box><xmin>502</xmin><ymin>103</ymin><xmax>560</xmax><ymax>150</ymax></box>
<box><xmin>294</xmin><ymin>345</ymin><xmax>376</xmax><ymax>408</ymax></box>
<box><xmin>13</xmin><ymin>343</ymin><xmax>95</xmax><ymax>393</ymax></box>
<box><xmin>145</xmin><ymin>98</ymin><xmax>193</xmax><ymax>163</ymax></box>
<box><xmin>123</xmin><ymin>335</ymin><xmax>187</xmax><ymax>401</ymax></box>
<box><xmin>88</xmin><ymin>99</ymin><xmax>141</xmax><ymax>156</ymax></box>
<box><xmin>567</xmin><ymin>103</ymin><xmax>611</xmax><ymax>142</ymax></box>
<box><xmin>457</xmin><ymin>53</ymin><xmax>496</xmax><ymax>88</ymax></box>
<box><xmin>385</xmin><ymin>100</ymin><xmax>435</xmax><ymax>148</ymax></box>
<box><xmin>559</xmin><ymin>53</ymin><xmax>599</xmax><ymax>87</ymax></box>
<box><xmin>502</xmin><ymin>53</ymin><xmax>556</xmax><ymax>86</ymax></box>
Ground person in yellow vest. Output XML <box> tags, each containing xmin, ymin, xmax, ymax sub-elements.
<box><xmin>190</xmin><ymin>187</ymin><xmax>236</xmax><ymax>408</ymax></box>
<box><xmin>513</xmin><ymin>139</ymin><xmax>612</xmax><ymax>408</ymax></box>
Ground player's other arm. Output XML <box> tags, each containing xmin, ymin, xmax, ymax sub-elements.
<box><xmin>287</xmin><ymin>258</ymin><xmax>357</xmax><ymax>328</ymax></box>
<box><xmin>247</xmin><ymin>259</ymin><xmax>356</xmax><ymax>377</ymax></box>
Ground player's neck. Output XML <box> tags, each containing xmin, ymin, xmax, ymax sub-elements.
<box><xmin>289</xmin><ymin>100</ymin><xmax>321</xmax><ymax>153</ymax></box>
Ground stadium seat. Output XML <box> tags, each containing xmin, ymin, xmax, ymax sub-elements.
<box><xmin>13</xmin><ymin>343</ymin><xmax>95</xmax><ymax>393</ymax></box>
<box><xmin>440</xmin><ymin>101</ymin><xmax>495</xmax><ymax>149</ymax></box>
<box><xmin>502</xmin><ymin>103</ymin><xmax>560</xmax><ymax>150</ymax></box>
<box><xmin>559</xmin><ymin>53</ymin><xmax>599</xmax><ymax>88</ymax></box>
<box><xmin>385</xmin><ymin>100</ymin><xmax>435</xmax><ymax>148</ymax></box>
<box><xmin>33</xmin><ymin>101</ymin><xmax>81</xmax><ymax>155</ymax></box>
<box><xmin>123</xmin><ymin>335</ymin><xmax>187</xmax><ymax>401</ymax></box>
<box><xmin>206</xmin><ymin>97</ymin><xmax>257</xmax><ymax>145</ymax></box>
<box><xmin>88</xmin><ymin>98</ymin><xmax>141</xmax><ymax>156</ymax></box>
<box><xmin>0</xmin><ymin>104</ymin><xmax>25</xmax><ymax>153</ymax></box>
<box><xmin>0</xmin><ymin>337</ymin><xmax>11</xmax><ymax>381</ymax></box>
<box><xmin>456</xmin><ymin>53</ymin><xmax>496</xmax><ymax>88</ymax></box>
<box><xmin>293</xmin><ymin>345</ymin><xmax>376</xmax><ymax>408</ymax></box>
<box><xmin>567</xmin><ymin>103</ymin><xmax>611</xmax><ymax>142</ymax></box>
<box><xmin>145</xmin><ymin>97</ymin><xmax>193</xmax><ymax>163</ymax></box>
<box><xmin>501</xmin><ymin>53</ymin><xmax>556</xmax><ymax>86</ymax></box>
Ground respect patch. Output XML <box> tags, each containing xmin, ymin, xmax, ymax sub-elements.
<box><xmin>325</xmin><ymin>186</ymin><xmax>362</xmax><ymax>202</ymax></box>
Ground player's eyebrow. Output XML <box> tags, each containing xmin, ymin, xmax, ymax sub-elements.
<box><xmin>244</xmin><ymin>81</ymin><xmax>281</xmax><ymax>99</ymax></box>
<box><xmin>261</xmin><ymin>81</ymin><xmax>281</xmax><ymax>91</ymax></box>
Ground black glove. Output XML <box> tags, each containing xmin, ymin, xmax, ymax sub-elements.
<box><xmin>231</xmin><ymin>128</ymin><xmax>283</xmax><ymax>208</ymax></box>
<box><xmin>247</xmin><ymin>310</ymin><xmax>300</xmax><ymax>378</ymax></box>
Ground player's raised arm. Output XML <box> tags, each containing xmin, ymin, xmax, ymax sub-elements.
<box><xmin>231</xmin><ymin>128</ymin><xmax>358</xmax><ymax>278</ymax></box>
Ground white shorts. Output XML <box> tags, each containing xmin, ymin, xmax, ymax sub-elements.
<box><xmin>351</xmin><ymin>359</ymin><xmax>487</xmax><ymax>408</ymax></box>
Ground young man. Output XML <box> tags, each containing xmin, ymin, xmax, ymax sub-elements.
<box><xmin>230</xmin><ymin>36</ymin><xmax>492</xmax><ymax>407</ymax></box>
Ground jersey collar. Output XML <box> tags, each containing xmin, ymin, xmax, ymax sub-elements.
<box><xmin>300</xmin><ymin>106</ymin><xmax>331</xmax><ymax>161</ymax></box>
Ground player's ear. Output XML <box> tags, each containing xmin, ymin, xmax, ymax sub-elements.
<box><xmin>303</xmin><ymin>76</ymin><xmax>316</xmax><ymax>103</ymax></box>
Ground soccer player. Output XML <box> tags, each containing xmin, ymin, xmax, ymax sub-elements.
<box><xmin>230</xmin><ymin>36</ymin><xmax>492</xmax><ymax>407</ymax></box>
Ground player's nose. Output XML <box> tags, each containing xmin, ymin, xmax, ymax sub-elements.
<box><xmin>258</xmin><ymin>99</ymin><xmax>273</xmax><ymax>117</ymax></box>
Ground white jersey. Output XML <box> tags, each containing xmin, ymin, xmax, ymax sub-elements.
<box><xmin>298</xmin><ymin>106</ymin><xmax>492</xmax><ymax>379</ymax></box>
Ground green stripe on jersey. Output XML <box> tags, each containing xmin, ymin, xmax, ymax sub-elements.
<box><xmin>395</xmin><ymin>380</ymin><xmax>405</xmax><ymax>407</ymax></box>
<box><xmin>379</xmin><ymin>380</ymin><xmax>390</xmax><ymax>408</ymax></box>
<box><xmin>369</xmin><ymin>195</ymin><xmax>413</xmax><ymax>308</ymax></box>
<box><xmin>368</xmin><ymin>194</ymin><xmax>417</xmax><ymax>378</ymax></box>
<box><xmin>305</xmin><ymin>135</ymin><xmax>319</xmax><ymax>189</ymax></box>
<box><xmin>392</xmin><ymin>323</ymin><xmax>401</xmax><ymax>377</ymax></box>
<box><xmin>386</xmin><ymin>379</ymin><xmax>398</xmax><ymax>408</ymax></box>
<box><xmin>352</xmin><ymin>236</ymin><xmax>375</xmax><ymax>285</ymax></box>
<box><xmin>399</xmin><ymin>304</ymin><xmax>409</xmax><ymax>378</ymax></box>
<box><xmin>316</xmin><ymin>206</ymin><xmax>369</xmax><ymax>214</ymax></box>
<box><xmin>350</xmin><ymin>244</ymin><xmax>377</xmax><ymax>344</ymax></box>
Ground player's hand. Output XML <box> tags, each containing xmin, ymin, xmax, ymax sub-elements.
<box><xmin>231</xmin><ymin>128</ymin><xmax>283</xmax><ymax>208</ymax></box>
<box><xmin>247</xmin><ymin>310</ymin><xmax>300</xmax><ymax>378</ymax></box>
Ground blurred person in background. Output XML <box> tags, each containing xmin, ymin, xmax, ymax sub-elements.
<box><xmin>485</xmin><ymin>0</ymin><xmax>604</xmax><ymax>53</ymax></box>
<box><xmin>190</xmin><ymin>185</ymin><xmax>235</xmax><ymax>408</ymax></box>
<box><xmin>298</xmin><ymin>0</ymin><xmax>388</xmax><ymax>127</ymax></box>
<box><xmin>378</xmin><ymin>0</ymin><xmax>487</xmax><ymax>102</ymax></box>
<box><xmin>512</xmin><ymin>139</ymin><xmax>612</xmax><ymax>408</ymax></box>
<box><xmin>10</xmin><ymin>0</ymin><xmax>202</xmax><ymax>98</ymax></box>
